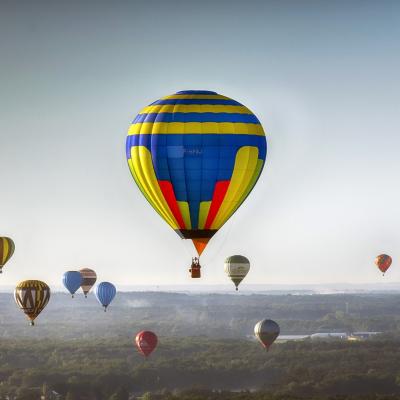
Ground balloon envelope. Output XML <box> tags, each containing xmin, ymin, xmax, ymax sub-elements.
<box><xmin>254</xmin><ymin>319</ymin><xmax>280</xmax><ymax>350</ymax></box>
<box><xmin>62</xmin><ymin>271</ymin><xmax>83</xmax><ymax>297</ymax></box>
<box><xmin>0</xmin><ymin>237</ymin><xmax>15</xmax><ymax>272</ymax></box>
<box><xmin>95</xmin><ymin>282</ymin><xmax>116</xmax><ymax>310</ymax></box>
<box><xmin>224</xmin><ymin>255</ymin><xmax>250</xmax><ymax>290</ymax></box>
<box><xmin>375</xmin><ymin>254</ymin><xmax>392</xmax><ymax>274</ymax></box>
<box><xmin>14</xmin><ymin>280</ymin><xmax>50</xmax><ymax>325</ymax></box>
<box><xmin>126</xmin><ymin>90</ymin><xmax>267</xmax><ymax>256</ymax></box>
<box><xmin>135</xmin><ymin>330</ymin><xmax>158</xmax><ymax>357</ymax></box>
<box><xmin>79</xmin><ymin>268</ymin><xmax>97</xmax><ymax>297</ymax></box>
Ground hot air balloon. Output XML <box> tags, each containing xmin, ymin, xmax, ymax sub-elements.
<box><xmin>126</xmin><ymin>90</ymin><xmax>267</xmax><ymax>277</ymax></box>
<box><xmin>79</xmin><ymin>268</ymin><xmax>97</xmax><ymax>297</ymax></box>
<box><xmin>14</xmin><ymin>280</ymin><xmax>50</xmax><ymax>326</ymax></box>
<box><xmin>135</xmin><ymin>330</ymin><xmax>158</xmax><ymax>358</ymax></box>
<box><xmin>224</xmin><ymin>255</ymin><xmax>250</xmax><ymax>290</ymax></box>
<box><xmin>0</xmin><ymin>237</ymin><xmax>15</xmax><ymax>273</ymax></box>
<box><xmin>254</xmin><ymin>319</ymin><xmax>280</xmax><ymax>351</ymax></box>
<box><xmin>375</xmin><ymin>254</ymin><xmax>392</xmax><ymax>275</ymax></box>
<box><xmin>62</xmin><ymin>271</ymin><xmax>83</xmax><ymax>298</ymax></box>
<box><xmin>95</xmin><ymin>282</ymin><xmax>116</xmax><ymax>311</ymax></box>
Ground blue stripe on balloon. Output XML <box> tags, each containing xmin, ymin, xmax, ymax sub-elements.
<box><xmin>128</xmin><ymin>133</ymin><xmax>267</xmax><ymax>160</ymax></box>
<box><xmin>128</xmin><ymin>134</ymin><xmax>267</xmax><ymax>162</ymax></box>
<box><xmin>133</xmin><ymin>113</ymin><xmax>260</xmax><ymax>124</ymax></box>
<box><xmin>150</xmin><ymin>99</ymin><xmax>242</xmax><ymax>106</ymax></box>
<box><xmin>126</xmin><ymin>136</ymin><xmax>133</xmax><ymax>159</ymax></box>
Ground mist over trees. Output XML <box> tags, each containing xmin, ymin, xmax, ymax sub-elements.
<box><xmin>1</xmin><ymin>292</ymin><xmax>400</xmax><ymax>339</ymax></box>
<box><xmin>0</xmin><ymin>292</ymin><xmax>399</xmax><ymax>399</ymax></box>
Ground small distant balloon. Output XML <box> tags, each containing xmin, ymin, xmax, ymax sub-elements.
<box><xmin>375</xmin><ymin>254</ymin><xmax>392</xmax><ymax>275</ymax></box>
<box><xmin>95</xmin><ymin>282</ymin><xmax>116</xmax><ymax>311</ymax></box>
<box><xmin>254</xmin><ymin>319</ymin><xmax>280</xmax><ymax>351</ymax></box>
<box><xmin>0</xmin><ymin>237</ymin><xmax>15</xmax><ymax>273</ymax></box>
<box><xmin>79</xmin><ymin>268</ymin><xmax>97</xmax><ymax>297</ymax></box>
<box><xmin>135</xmin><ymin>330</ymin><xmax>158</xmax><ymax>357</ymax></box>
<box><xmin>62</xmin><ymin>271</ymin><xmax>83</xmax><ymax>298</ymax></box>
<box><xmin>14</xmin><ymin>280</ymin><xmax>50</xmax><ymax>326</ymax></box>
<box><xmin>224</xmin><ymin>255</ymin><xmax>250</xmax><ymax>291</ymax></box>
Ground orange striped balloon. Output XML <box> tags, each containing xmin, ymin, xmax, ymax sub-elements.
<box><xmin>79</xmin><ymin>268</ymin><xmax>97</xmax><ymax>297</ymax></box>
<box><xmin>375</xmin><ymin>254</ymin><xmax>392</xmax><ymax>275</ymax></box>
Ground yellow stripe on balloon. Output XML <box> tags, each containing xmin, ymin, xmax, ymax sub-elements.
<box><xmin>3</xmin><ymin>239</ymin><xmax>10</xmax><ymax>262</ymax></box>
<box><xmin>198</xmin><ymin>201</ymin><xmax>211</xmax><ymax>229</ymax></box>
<box><xmin>177</xmin><ymin>202</ymin><xmax>192</xmax><ymax>229</ymax></box>
<box><xmin>3</xmin><ymin>239</ymin><xmax>9</xmax><ymax>265</ymax></box>
<box><xmin>129</xmin><ymin>152</ymin><xmax>165</xmax><ymax>222</ymax></box>
<box><xmin>1</xmin><ymin>238</ymin><xmax>4</xmax><ymax>265</ymax></box>
<box><xmin>139</xmin><ymin>105</ymin><xmax>253</xmax><ymax>114</ymax></box>
<box><xmin>225</xmin><ymin>158</ymin><xmax>264</xmax><ymax>221</ymax></box>
<box><xmin>211</xmin><ymin>146</ymin><xmax>259</xmax><ymax>229</ymax></box>
<box><xmin>128</xmin><ymin>122</ymin><xmax>264</xmax><ymax>136</ymax></box>
<box><xmin>127</xmin><ymin>159</ymin><xmax>166</xmax><ymax>222</ymax></box>
<box><xmin>130</xmin><ymin>146</ymin><xmax>179</xmax><ymax>229</ymax></box>
<box><xmin>131</xmin><ymin>146</ymin><xmax>178</xmax><ymax>229</ymax></box>
<box><xmin>130</xmin><ymin>146</ymin><xmax>171</xmax><ymax>226</ymax></box>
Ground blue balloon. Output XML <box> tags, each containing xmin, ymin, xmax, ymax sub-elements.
<box><xmin>95</xmin><ymin>282</ymin><xmax>116</xmax><ymax>311</ymax></box>
<box><xmin>62</xmin><ymin>271</ymin><xmax>83</xmax><ymax>298</ymax></box>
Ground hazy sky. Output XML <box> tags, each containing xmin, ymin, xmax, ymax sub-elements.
<box><xmin>1</xmin><ymin>0</ymin><xmax>399</xmax><ymax>287</ymax></box>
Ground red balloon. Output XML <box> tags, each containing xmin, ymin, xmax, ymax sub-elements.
<box><xmin>135</xmin><ymin>331</ymin><xmax>158</xmax><ymax>357</ymax></box>
<box><xmin>375</xmin><ymin>254</ymin><xmax>392</xmax><ymax>274</ymax></box>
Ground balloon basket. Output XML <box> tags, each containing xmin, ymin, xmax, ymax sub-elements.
<box><xmin>189</xmin><ymin>266</ymin><xmax>201</xmax><ymax>278</ymax></box>
<box><xmin>189</xmin><ymin>257</ymin><xmax>201</xmax><ymax>278</ymax></box>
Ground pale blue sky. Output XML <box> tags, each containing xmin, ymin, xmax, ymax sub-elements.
<box><xmin>0</xmin><ymin>0</ymin><xmax>399</xmax><ymax>287</ymax></box>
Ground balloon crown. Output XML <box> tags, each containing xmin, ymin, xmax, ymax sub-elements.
<box><xmin>175</xmin><ymin>90</ymin><xmax>217</xmax><ymax>95</ymax></box>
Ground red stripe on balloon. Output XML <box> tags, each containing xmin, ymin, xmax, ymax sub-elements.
<box><xmin>204</xmin><ymin>180</ymin><xmax>230</xmax><ymax>229</ymax></box>
<box><xmin>158</xmin><ymin>180</ymin><xmax>186</xmax><ymax>229</ymax></box>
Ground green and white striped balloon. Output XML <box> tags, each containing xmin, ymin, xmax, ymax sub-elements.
<box><xmin>224</xmin><ymin>255</ymin><xmax>250</xmax><ymax>291</ymax></box>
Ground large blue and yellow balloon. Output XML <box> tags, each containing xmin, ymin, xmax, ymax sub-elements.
<box><xmin>126</xmin><ymin>90</ymin><xmax>267</xmax><ymax>256</ymax></box>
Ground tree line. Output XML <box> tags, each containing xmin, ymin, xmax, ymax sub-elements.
<box><xmin>0</xmin><ymin>336</ymin><xmax>399</xmax><ymax>399</ymax></box>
